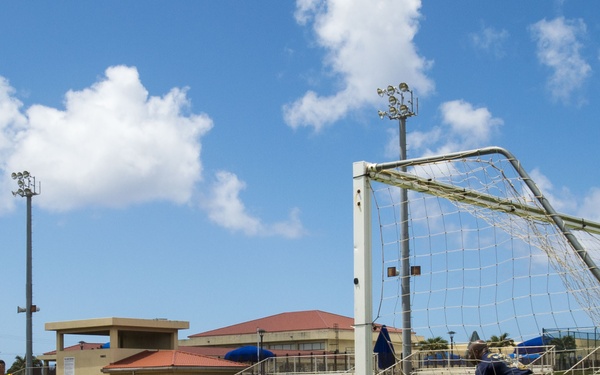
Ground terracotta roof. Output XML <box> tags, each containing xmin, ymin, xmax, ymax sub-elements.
<box><xmin>179</xmin><ymin>346</ymin><xmax>319</xmax><ymax>358</ymax></box>
<box><xmin>103</xmin><ymin>350</ymin><xmax>246</xmax><ymax>370</ymax></box>
<box><xmin>189</xmin><ymin>310</ymin><xmax>354</xmax><ymax>338</ymax></box>
<box><xmin>44</xmin><ymin>342</ymin><xmax>106</xmax><ymax>355</ymax></box>
<box><xmin>178</xmin><ymin>346</ymin><xmax>232</xmax><ymax>358</ymax></box>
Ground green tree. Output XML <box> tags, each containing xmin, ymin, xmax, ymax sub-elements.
<box><xmin>7</xmin><ymin>355</ymin><xmax>43</xmax><ymax>375</ymax></box>
<box><xmin>488</xmin><ymin>333</ymin><xmax>515</xmax><ymax>348</ymax></box>
<box><xmin>417</xmin><ymin>337</ymin><xmax>449</xmax><ymax>353</ymax></box>
<box><xmin>550</xmin><ymin>335</ymin><xmax>576</xmax><ymax>352</ymax></box>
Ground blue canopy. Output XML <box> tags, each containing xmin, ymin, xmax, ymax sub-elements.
<box><xmin>514</xmin><ymin>336</ymin><xmax>548</xmax><ymax>354</ymax></box>
<box><xmin>224</xmin><ymin>346</ymin><xmax>275</xmax><ymax>363</ymax></box>
<box><xmin>373</xmin><ymin>326</ymin><xmax>396</xmax><ymax>370</ymax></box>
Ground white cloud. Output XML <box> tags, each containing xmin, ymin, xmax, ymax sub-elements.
<box><xmin>530</xmin><ymin>17</ymin><xmax>591</xmax><ymax>102</ymax></box>
<box><xmin>529</xmin><ymin>168</ymin><xmax>576</xmax><ymax>214</ymax></box>
<box><xmin>400</xmin><ymin>100</ymin><xmax>502</xmax><ymax>159</ymax></box>
<box><xmin>470</xmin><ymin>25</ymin><xmax>509</xmax><ymax>58</ymax></box>
<box><xmin>1</xmin><ymin>66</ymin><xmax>212</xmax><ymax>211</ymax></box>
<box><xmin>285</xmin><ymin>0</ymin><xmax>434</xmax><ymax>132</ymax></box>
<box><xmin>579</xmin><ymin>188</ymin><xmax>600</xmax><ymax>223</ymax></box>
<box><xmin>0</xmin><ymin>66</ymin><xmax>307</xmax><ymax>238</ymax></box>
<box><xmin>204</xmin><ymin>171</ymin><xmax>306</xmax><ymax>238</ymax></box>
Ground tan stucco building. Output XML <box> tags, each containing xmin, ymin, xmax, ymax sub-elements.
<box><xmin>179</xmin><ymin>310</ymin><xmax>420</xmax><ymax>355</ymax></box>
<box><xmin>40</xmin><ymin>317</ymin><xmax>189</xmax><ymax>375</ymax></box>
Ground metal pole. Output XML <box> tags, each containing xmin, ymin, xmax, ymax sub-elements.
<box><xmin>11</xmin><ymin>171</ymin><xmax>40</xmax><ymax>375</ymax></box>
<box><xmin>26</xmin><ymin>194</ymin><xmax>33</xmax><ymax>375</ymax></box>
<box><xmin>399</xmin><ymin>117</ymin><xmax>412</xmax><ymax>375</ymax></box>
<box><xmin>377</xmin><ymin>84</ymin><xmax>417</xmax><ymax>375</ymax></box>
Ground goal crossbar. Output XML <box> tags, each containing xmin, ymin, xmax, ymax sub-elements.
<box><xmin>367</xmin><ymin>165</ymin><xmax>600</xmax><ymax>236</ymax></box>
<box><xmin>367</xmin><ymin>146</ymin><xmax>600</xmax><ymax>283</ymax></box>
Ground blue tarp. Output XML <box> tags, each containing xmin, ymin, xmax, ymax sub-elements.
<box><xmin>510</xmin><ymin>335</ymin><xmax>548</xmax><ymax>364</ymax></box>
<box><xmin>514</xmin><ymin>336</ymin><xmax>548</xmax><ymax>354</ymax></box>
<box><xmin>373</xmin><ymin>326</ymin><xmax>396</xmax><ymax>370</ymax></box>
<box><xmin>224</xmin><ymin>346</ymin><xmax>275</xmax><ymax>363</ymax></box>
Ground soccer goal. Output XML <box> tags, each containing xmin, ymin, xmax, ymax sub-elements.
<box><xmin>353</xmin><ymin>146</ymin><xmax>600</xmax><ymax>375</ymax></box>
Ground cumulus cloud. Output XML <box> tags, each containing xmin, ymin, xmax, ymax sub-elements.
<box><xmin>395</xmin><ymin>99</ymin><xmax>502</xmax><ymax>159</ymax></box>
<box><xmin>284</xmin><ymin>0</ymin><xmax>434</xmax><ymax>131</ymax></box>
<box><xmin>0</xmin><ymin>66</ymin><xmax>306</xmax><ymax>238</ymax></box>
<box><xmin>530</xmin><ymin>17</ymin><xmax>591</xmax><ymax>102</ymax></box>
<box><xmin>204</xmin><ymin>171</ymin><xmax>306</xmax><ymax>238</ymax></box>
<box><xmin>1</xmin><ymin>66</ymin><xmax>212</xmax><ymax>211</ymax></box>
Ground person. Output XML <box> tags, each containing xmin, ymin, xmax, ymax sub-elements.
<box><xmin>468</xmin><ymin>340</ymin><xmax>532</xmax><ymax>375</ymax></box>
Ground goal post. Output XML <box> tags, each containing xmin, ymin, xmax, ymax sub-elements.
<box><xmin>353</xmin><ymin>146</ymin><xmax>600</xmax><ymax>375</ymax></box>
<box><xmin>353</xmin><ymin>161</ymin><xmax>374</xmax><ymax>375</ymax></box>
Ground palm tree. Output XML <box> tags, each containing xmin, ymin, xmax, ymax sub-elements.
<box><xmin>488</xmin><ymin>333</ymin><xmax>515</xmax><ymax>348</ymax></box>
<box><xmin>7</xmin><ymin>355</ymin><xmax>43</xmax><ymax>375</ymax></box>
<box><xmin>417</xmin><ymin>337</ymin><xmax>449</xmax><ymax>353</ymax></box>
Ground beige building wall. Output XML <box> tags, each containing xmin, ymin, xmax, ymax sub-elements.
<box><xmin>41</xmin><ymin>318</ymin><xmax>189</xmax><ymax>375</ymax></box>
<box><xmin>180</xmin><ymin>328</ymin><xmax>422</xmax><ymax>355</ymax></box>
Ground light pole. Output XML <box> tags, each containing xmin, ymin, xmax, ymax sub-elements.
<box><xmin>11</xmin><ymin>171</ymin><xmax>41</xmax><ymax>375</ymax></box>
<box><xmin>377</xmin><ymin>83</ymin><xmax>417</xmax><ymax>375</ymax></box>
<box><xmin>448</xmin><ymin>331</ymin><xmax>455</xmax><ymax>367</ymax></box>
<box><xmin>257</xmin><ymin>328</ymin><xmax>265</xmax><ymax>374</ymax></box>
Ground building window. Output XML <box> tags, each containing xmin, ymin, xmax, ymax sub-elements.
<box><xmin>299</xmin><ymin>342</ymin><xmax>324</xmax><ymax>351</ymax></box>
<box><xmin>270</xmin><ymin>344</ymin><xmax>296</xmax><ymax>350</ymax></box>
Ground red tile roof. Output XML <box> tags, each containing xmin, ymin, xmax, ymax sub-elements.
<box><xmin>179</xmin><ymin>346</ymin><xmax>318</xmax><ymax>358</ymax></box>
<box><xmin>103</xmin><ymin>350</ymin><xmax>246</xmax><ymax>370</ymax></box>
<box><xmin>44</xmin><ymin>342</ymin><xmax>106</xmax><ymax>355</ymax></box>
<box><xmin>189</xmin><ymin>310</ymin><xmax>355</xmax><ymax>338</ymax></box>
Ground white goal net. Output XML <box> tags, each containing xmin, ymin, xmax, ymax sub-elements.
<box><xmin>353</xmin><ymin>147</ymin><xmax>600</xmax><ymax>375</ymax></box>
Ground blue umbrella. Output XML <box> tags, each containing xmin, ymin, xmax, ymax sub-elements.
<box><xmin>374</xmin><ymin>326</ymin><xmax>396</xmax><ymax>369</ymax></box>
<box><xmin>225</xmin><ymin>346</ymin><xmax>275</xmax><ymax>363</ymax></box>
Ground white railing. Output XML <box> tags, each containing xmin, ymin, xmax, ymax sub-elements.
<box><xmin>234</xmin><ymin>353</ymin><xmax>356</xmax><ymax>375</ymax></box>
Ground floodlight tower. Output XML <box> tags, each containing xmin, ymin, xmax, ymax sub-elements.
<box><xmin>377</xmin><ymin>83</ymin><xmax>417</xmax><ymax>375</ymax></box>
<box><xmin>11</xmin><ymin>171</ymin><xmax>41</xmax><ymax>375</ymax></box>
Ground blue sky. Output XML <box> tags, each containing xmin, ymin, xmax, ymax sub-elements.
<box><xmin>1</xmin><ymin>0</ymin><xmax>600</xmax><ymax>364</ymax></box>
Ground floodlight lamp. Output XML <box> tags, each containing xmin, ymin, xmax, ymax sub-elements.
<box><xmin>22</xmin><ymin>171</ymin><xmax>29</xmax><ymax>178</ymax></box>
<box><xmin>386</xmin><ymin>85</ymin><xmax>395</xmax><ymax>96</ymax></box>
<box><xmin>18</xmin><ymin>180</ymin><xmax>24</xmax><ymax>187</ymax></box>
<box><xmin>400</xmin><ymin>104</ymin><xmax>409</xmax><ymax>115</ymax></box>
<box><xmin>388</xmin><ymin>95</ymin><xmax>398</xmax><ymax>106</ymax></box>
<box><xmin>389</xmin><ymin>107</ymin><xmax>398</xmax><ymax>116</ymax></box>
<box><xmin>377</xmin><ymin>88</ymin><xmax>385</xmax><ymax>97</ymax></box>
<box><xmin>17</xmin><ymin>189</ymin><xmax>24</xmax><ymax>196</ymax></box>
<box><xmin>399</xmin><ymin>82</ymin><xmax>409</xmax><ymax>92</ymax></box>
<box><xmin>24</xmin><ymin>188</ymin><xmax>32</xmax><ymax>195</ymax></box>
<box><xmin>17</xmin><ymin>172</ymin><xmax>23</xmax><ymax>178</ymax></box>
<box><xmin>11</xmin><ymin>172</ymin><xmax>17</xmax><ymax>180</ymax></box>
<box><xmin>378</xmin><ymin>110</ymin><xmax>387</xmax><ymax>119</ymax></box>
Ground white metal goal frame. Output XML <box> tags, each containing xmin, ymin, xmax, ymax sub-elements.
<box><xmin>352</xmin><ymin>146</ymin><xmax>600</xmax><ymax>375</ymax></box>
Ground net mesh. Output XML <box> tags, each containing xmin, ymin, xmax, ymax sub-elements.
<box><xmin>368</xmin><ymin>151</ymin><xmax>600</xmax><ymax>345</ymax></box>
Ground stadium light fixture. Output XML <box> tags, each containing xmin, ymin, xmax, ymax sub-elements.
<box><xmin>11</xmin><ymin>171</ymin><xmax>40</xmax><ymax>375</ymax></box>
<box><xmin>376</xmin><ymin>83</ymin><xmax>418</xmax><ymax>375</ymax></box>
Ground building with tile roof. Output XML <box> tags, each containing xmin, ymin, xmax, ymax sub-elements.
<box><xmin>180</xmin><ymin>310</ymin><xmax>416</xmax><ymax>355</ymax></box>
<box><xmin>40</xmin><ymin>317</ymin><xmax>189</xmax><ymax>375</ymax></box>
<box><xmin>39</xmin><ymin>311</ymin><xmax>421</xmax><ymax>375</ymax></box>
<box><xmin>101</xmin><ymin>350</ymin><xmax>245</xmax><ymax>375</ymax></box>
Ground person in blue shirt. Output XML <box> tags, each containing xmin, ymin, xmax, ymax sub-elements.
<box><xmin>468</xmin><ymin>340</ymin><xmax>533</xmax><ymax>375</ymax></box>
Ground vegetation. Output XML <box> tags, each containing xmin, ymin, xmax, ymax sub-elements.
<box><xmin>550</xmin><ymin>335</ymin><xmax>577</xmax><ymax>352</ymax></box>
<box><xmin>417</xmin><ymin>337</ymin><xmax>449</xmax><ymax>353</ymax></box>
<box><xmin>487</xmin><ymin>333</ymin><xmax>515</xmax><ymax>348</ymax></box>
<box><xmin>7</xmin><ymin>356</ymin><xmax>43</xmax><ymax>375</ymax></box>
